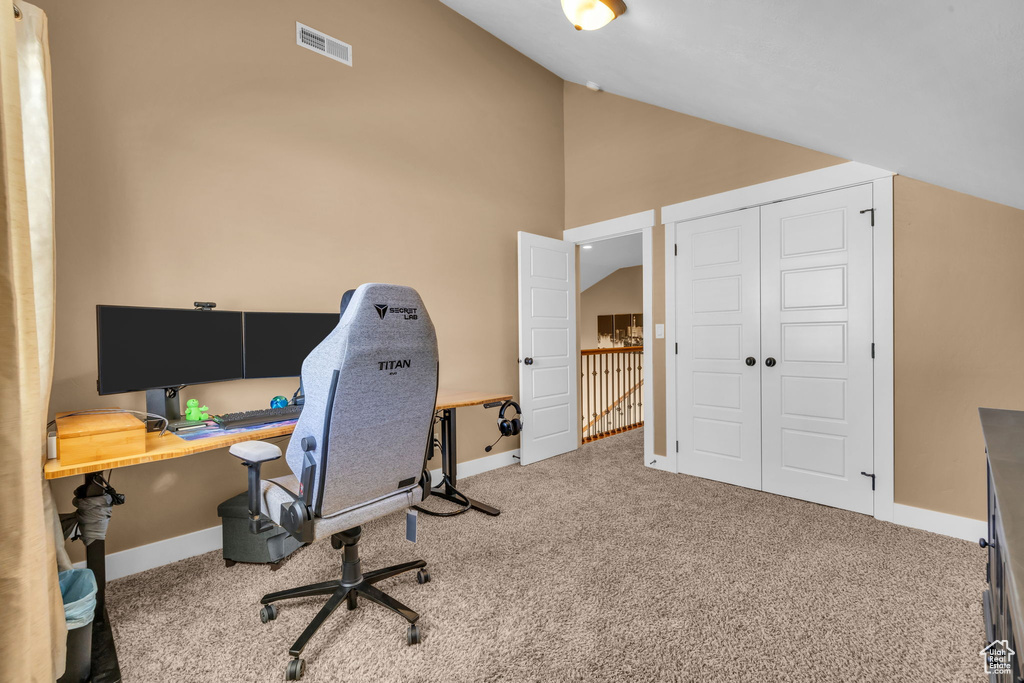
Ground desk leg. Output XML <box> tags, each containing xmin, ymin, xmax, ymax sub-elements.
<box><xmin>443</xmin><ymin>408</ymin><xmax>456</xmax><ymax>489</ymax></box>
<box><xmin>82</xmin><ymin>474</ymin><xmax>122</xmax><ymax>683</ymax></box>
<box><xmin>430</xmin><ymin>408</ymin><xmax>500</xmax><ymax>516</ymax></box>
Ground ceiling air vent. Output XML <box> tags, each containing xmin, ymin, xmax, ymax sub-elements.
<box><xmin>296</xmin><ymin>22</ymin><xmax>352</xmax><ymax>66</ymax></box>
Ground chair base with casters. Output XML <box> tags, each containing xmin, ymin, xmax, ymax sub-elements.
<box><xmin>258</xmin><ymin>526</ymin><xmax>431</xmax><ymax>681</ymax></box>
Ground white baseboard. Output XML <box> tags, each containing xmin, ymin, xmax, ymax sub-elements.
<box><xmin>74</xmin><ymin>526</ymin><xmax>223</xmax><ymax>582</ymax></box>
<box><xmin>429</xmin><ymin>448</ymin><xmax>519</xmax><ymax>485</ymax></box>
<box><xmin>892</xmin><ymin>503</ymin><xmax>986</xmax><ymax>543</ymax></box>
<box><xmin>77</xmin><ymin>448</ymin><xmax>520</xmax><ymax>581</ymax></box>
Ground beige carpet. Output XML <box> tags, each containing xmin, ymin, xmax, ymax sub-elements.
<box><xmin>107</xmin><ymin>429</ymin><xmax>986</xmax><ymax>682</ymax></box>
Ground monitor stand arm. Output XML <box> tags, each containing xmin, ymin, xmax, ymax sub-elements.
<box><xmin>146</xmin><ymin>387</ymin><xmax>182</xmax><ymax>430</ymax></box>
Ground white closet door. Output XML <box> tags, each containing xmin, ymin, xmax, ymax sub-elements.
<box><xmin>676</xmin><ymin>208</ymin><xmax>762</xmax><ymax>489</ymax></box>
<box><xmin>760</xmin><ymin>185</ymin><xmax>875</xmax><ymax>514</ymax></box>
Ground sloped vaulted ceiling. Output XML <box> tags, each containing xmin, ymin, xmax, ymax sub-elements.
<box><xmin>440</xmin><ymin>0</ymin><xmax>1024</xmax><ymax>210</ymax></box>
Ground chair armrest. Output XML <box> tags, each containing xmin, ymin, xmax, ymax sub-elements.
<box><xmin>229</xmin><ymin>440</ymin><xmax>282</xmax><ymax>534</ymax></box>
<box><xmin>229</xmin><ymin>441</ymin><xmax>282</xmax><ymax>463</ymax></box>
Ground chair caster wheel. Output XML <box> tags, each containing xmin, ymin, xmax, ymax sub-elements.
<box><xmin>224</xmin><ymin>559</ymin><xmax>236</xmax><ymax>568</ymax></box>
<box><xmin>260</xmin><ymin>604</ymin><xmax>278</xmax><ymax>623</ymax></box>
<box><xmin>407</xmin><ymin>624</ymin><xmax>421</xmax><ymax>645</ymax></box>
<box><xmin>416</xmin><ymin>569</ymin><xmax>431</xmax><ymax>584</ymax></box>
<box><xmin>285</xmin><ymin>658</ymin><xmax>305</xmax><ymax>680</ymax></box>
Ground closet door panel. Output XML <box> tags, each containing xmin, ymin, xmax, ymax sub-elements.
<box><xmin>675</xmin><ymin>208</ymin><xmax>761</xmax><ymax>490</ymax></box>
<box><xmin>760</xmin><ymin>185</ymin><xmax>874</xmax><ymax>515</ymax></box>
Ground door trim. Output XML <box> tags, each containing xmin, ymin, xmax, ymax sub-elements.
<box><xmin>564</xmin><ymin>210</ymin><xmax>656</xmax><ymax>465</ymax></box>
<box><xmin>663</xmin><ymin>163</ymin><xmax>896</xmax><ymax>522</ymax></box>
<box><xmin>662</xmin><ymin>162</ymin><xmax>894</xmax><ymax>224</ymax></box>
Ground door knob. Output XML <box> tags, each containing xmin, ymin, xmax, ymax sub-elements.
<box><xmin>745</xmin><ymin>357</ymin><xmax>756</xmax><ymax>366</ymax></box>
<box><xmin>764</xmin><ymin>357</ymin><xmax>777</xmax><ymax>367</ymax></box>
<box><xmin>523</xmin><ymin>357</ymin><xmax>534</xmax><ymax>365</ymax></box>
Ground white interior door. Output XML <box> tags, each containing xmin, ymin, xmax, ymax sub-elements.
<box><xmin>760</xmin><ymin>185</ymin><xmax>875</xmax><ymax>514</ymax></box>
<box><xmin>518</xmin><ymin>232</ymin><xmax>578</xmax><ymax>465</ymax></box>
<box><xmin>675</xmin><ymin>208</ymin><xmax>762</xmax><ymax>489</ymax></box>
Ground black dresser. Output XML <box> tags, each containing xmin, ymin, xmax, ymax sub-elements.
<box><xmin>979</xmin><ymin>408</ymin><xmax>1024</xmax><ymax>682</ymax></box>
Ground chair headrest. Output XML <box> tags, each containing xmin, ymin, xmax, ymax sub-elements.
<box><xmin>338</xmin><ymin>284</ymin><xmax>431</xmax><ymax>337</ymax></box>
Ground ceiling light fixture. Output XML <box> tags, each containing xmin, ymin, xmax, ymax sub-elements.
<box><xmin>561</xmin><ymin>0</ymin><xmax>626</xmax><ymax>31</ymax></box>
<box><xmin>582</xmin><ymin>245</ymin><xmax>593</xmax><ymax>249</ymax></box>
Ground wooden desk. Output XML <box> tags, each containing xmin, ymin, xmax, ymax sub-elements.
<box><xmin>45</xmin><ymin>389</ymin><xmax>511</xmax><ymax>480</ymax></box>
<box><xmin>52</xmin><ymin>388</ymin><xmax>510</xmax><ymax>683</ymax></box>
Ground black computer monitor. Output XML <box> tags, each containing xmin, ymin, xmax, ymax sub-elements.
<box><xmin>96</xmin><ymin>305</ymin><xmax>244</xmax><ymax>395</ymax></box>
<box><xmin>243</xmin><ymin>312</ymin><xmax>339</xmax><ymax>379</ymax></box>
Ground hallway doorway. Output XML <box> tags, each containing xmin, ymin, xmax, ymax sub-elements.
<box><xmin>579</xmin><ymin>233</ymin><xmax>645</xmax><ymax>443</ymax></box>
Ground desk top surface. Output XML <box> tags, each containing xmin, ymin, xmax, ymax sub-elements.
<box><xmin>44</xmin><ymin>388</ymin><xmax>512</xmax><ymax>480</ymax></box>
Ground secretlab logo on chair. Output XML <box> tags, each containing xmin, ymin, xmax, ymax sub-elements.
<box><xmin>373</xmin><ymin>303</ymin><xmax>418</xmax><ymax>320</ymax></box>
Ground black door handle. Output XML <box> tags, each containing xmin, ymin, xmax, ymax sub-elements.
<box><xmin>745</xmin><ymin>357</ymin><xmax>756</xmax><ymax>366</ymax></box>
<box><xmin>523</xmin><ymin>357</ymin><xmax>534</xmax><ymax>365</ymax></box>
<box><xmin>765</xmin><ymin>357</ymin><xmax>777</xmax><ymax>367</ymax></box>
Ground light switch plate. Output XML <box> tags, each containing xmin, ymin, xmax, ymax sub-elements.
<box><xmin>655</xmin><ymin>324</ymin><xmax>665</xmax><ymax>339</ymax></box>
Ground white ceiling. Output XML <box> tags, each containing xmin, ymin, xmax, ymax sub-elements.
<box><xmin>440</xmin><ymin>0</ymin><xmax>1024</xmax><ymax>210</ymax></box>
<box><xmin>580</xmin><ymin>233</ymin><xmax>643</xmax><ymax>291</ymax></box>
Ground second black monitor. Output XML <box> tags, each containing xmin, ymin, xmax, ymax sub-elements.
<box><xmin>243</xmin><ymin>312</ymin><xmax>339</xmax><ymax>379</ymax></box>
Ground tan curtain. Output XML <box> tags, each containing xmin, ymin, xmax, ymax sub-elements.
<box><xmin>0</xmin><ymin>1</ymin><xmax>66</xmax><ymax>680</ymax></box>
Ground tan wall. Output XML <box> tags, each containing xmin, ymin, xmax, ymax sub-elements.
<box><xmin>563</xmin><ymin>81</ymin><xmax>843</xmax><ymax>458</ymax></box>
<box><xmin>39</xmin><ymin>3</ymin><xmax>1024</xmax><ymax>564</ymax></box>
<box><xmin>579</xmin><ymin>266</ymin><xmax>643</xmax><ymax>349</ymax></box>
<box><xmin>40</xmin><ymin>0</ymin><xmax>564</xmax><ymax>560</ymax></box>
<box><xmin>893</xmin><ymin>177</ymin><xmax>1024</xmax><ymax>519</ymax></box>
<box><xmin>563</xmin><ymin>82</ymin><xmax>1024</xmax><ymax>521</ymax></box>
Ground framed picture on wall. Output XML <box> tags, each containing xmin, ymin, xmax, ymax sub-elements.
<box><xmin>597</xmin><ymin>313</ymin><xmax>643</xmax><ymax>348</ymax></box>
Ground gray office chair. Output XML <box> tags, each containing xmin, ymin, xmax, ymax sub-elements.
<box><xmin>229</xmin><ymin>283</ymin><xmax>438</xmax><ymax>681</ymax></box>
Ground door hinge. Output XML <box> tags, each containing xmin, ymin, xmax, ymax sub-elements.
<box><xmin>674</xmin><ymin>244</ymin><xmax>678</xmax><ymax>256</ymax></box>
<box><xmin>861</xmin><ymin>471</ymin><xmax>876</xmax><ymax>490</ymax></box>
<box><xmin>676</xmin><ymin>440</ymin><xmax>679</xmax><ymax>452</ymax></box>
<box><xmin>859</xmin><ymin>208</ymin><xmax>875</xmax><ymax>227</ymax></box>
<box><xmin>675</xmin><ymin>342</ymin><xmax>678</xmax><ymax>354</ymax></box>
<box><xmin>871</xmin><ymin>343</ymin><xmax>875</xmax><ymax>359</ymax></box>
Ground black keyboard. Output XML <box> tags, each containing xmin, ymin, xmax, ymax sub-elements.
<box><xmin>214</xmin><ymin>405</ymin><xmax>302</xmax><ymax>430</ymax></box>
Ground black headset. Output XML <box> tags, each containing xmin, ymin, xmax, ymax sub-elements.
<box><xmin>497</xmin><ymin>400</ymin><xmax>522</xmax><ymax>437</ymax></box>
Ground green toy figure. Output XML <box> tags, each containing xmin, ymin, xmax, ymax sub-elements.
<box><xmin>184</xmin><ymin>398</ymin><xmax>210</xmax><ymax>421</ymax></box>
